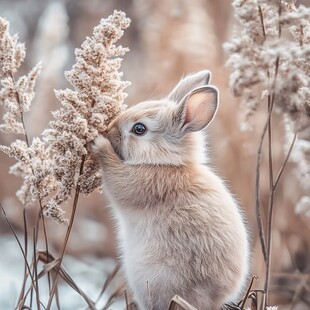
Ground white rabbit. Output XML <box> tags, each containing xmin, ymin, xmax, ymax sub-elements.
<box><xmin>92</xmin><ymin>70</ymin><xmax>250</xmax><ymax>310</ymax></box>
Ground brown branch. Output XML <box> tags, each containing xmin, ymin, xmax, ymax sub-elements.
<box><xmin>240</xmin><ymin>275</ymin><xmax>258</xmax><ymax>310</ymax></box>
<box><xmin>16</xmin><ymin>208</ymin><xmax>29</xmax><ymax>307</ymax></box>
<box><xmin>265</xmin><ymin>129</ymin><xmax>298</xmax><ymax>294</ymax></box>
<box><xmin>10</xmin><ymin>71</ymin><xmax>52</xmax><ymax>301</ymax></box>
<box><xmin>10</xmin><ymin>72</ymin><xmax>30</xmax><ymax>147</ymax></box>
<box><xmin>267</xmin><ymin>97</ymin><xmax>274</xmax><ymax>196</ymax></box>
<box><xmin>46</xmin><ymin>85</ymin><xmax>100</xmax><ymax>308</ymax></box>
<box><xmin>0</xmin><ymin>203</ymin><xmax>39</xmax><ymax>307</ymax></box>
<box><xmin>261</xmin><ymin>92</ymin><xmax>275</xmax><ymax>309</ymax></box>
<box><xmin>33</xmin><ymin>227</ymin><xmax>41</xmax><ymax>310</ymax></box>
<box><xmin>299</xmin><ymin>25</ymin><xmax>304</xmax><ymax>47</ymax></box>
<box><xmin>263</xmin><ymin>101</ymin><xmax>297</xmax><ymax>310</ymax></box>
<box><xmin>273</xmin><ymin>131</ymin><xmax>298</xmax><ymax>190</ymax></box>
<box><xmin>278</xmin><ymin>0</ymin><xmax>282</xmax><ymax>38</ymax></box>
<box><xmin>258</xmin><ymin>5</ymin><xmax>266</xmax><ymax>40</ymax></box>
<box><xmin>260</xmin><ymin>0</ymin><xmax>284</xmax><ymax>296</ymax></box>
<box><xmin>261</xmin><ymin>54</ymin><xmax>280</xmax><ymax>310</ymax></box>
<box><xmin>255</xmin><ymin>117</ymin><xmax>268</xmax><ymax>263</ymax></box>
<box><xmin>46</xmin><ymin>155</ymin><xmax>87</xmax><ymax>309</ymax></box>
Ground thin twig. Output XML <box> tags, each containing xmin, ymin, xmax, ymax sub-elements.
<box><xmin>10</xmin><ymin>72</ymin><xmax>30</xmax><ymax>148</ymax></box>
<box><xmin>33</xmin><ymin>227</ymin><xmax>41</xmax><ymax>310</ymax></box>
<box><xmin>261</xmin><ymin>5</ymin><xmax>282</xmax><ymax>302</ymax></box>
<box><xmin>11</xmin><ymin>71</ymin><xmax>52</xmax><ymax>298</ymax></box>
<box><xmin>35</xmin><ymin>251</ymin><xmax>95</xmax><ymax>309</ymax></box>
<box><xmin>263</xmin><ymin>91</ymin><xmax>275</xmax><ymax>308</ymax></box>
<box><xmin>264</xmin><ymin>130</ymin><xmax>298</xmax><ymax>305</ymax></box>
<box><xmin>264</xmin><ymin>165</ymin><xmax>274</xmax><ymax>309</ymax></box>
<box><xmin>0</xmin><ymin>203</ymin><xmax>38</xmax><ymax>307</ymax></box>
<box><xmin>278</xmin><ymin>0</ymin><xmax>282</xmax><ymax>38</ymax></box>
<box><xmin>273</xmin><ymin>131</ymin><xmax>298</xmax><ymax>190</ymax></box>
<box><xmin>258</xmin><ymin>5</ymin><xmax>266</xmax><ymax>40</ymax></box>
<box><xmin>299</xmin><ymin>25</ymin><xmax>304</xmax><ymax>47</ymax></box>
<box><xmin>168</xmin><ymin>296</ymin><xmax>198</xmax><ymax>310</ymax></box>
<box><xmin>240</xmin><ymin>275</ymin><xmax>258</xmax><ymax>310</ymax></box>
<box><xmin>46</xmin><ymin>93</ymin><xmax>98</xmax><ymax>307</ymax></box>
<box><xmin>17</xmin><ymin>208</ymin><xmax>29</xmax><ymax>307</ymax></box>
<box><xmin>101</xmin><ymin>284</ymin><xmax>126</xmax><ymax>310</ymax></box>
<box><xmin>254</xmin><ymin>56</ymin><xmax>281</xmax><ymax>271</ymax></box>
<box><xmin>95</xmin><ymin>264</ymin><xmax>120</xmax><ymax>304</ymax></box>
<box><xmin>254</xmin><ymin>93</ymin><xmax>280</xmax><ymax>265</ymax></box>
<box><xmin>267</xmin><ymin>96</ymin><xmax>274</xmax><ymax>197</ymax></box>
<box><xmin>34</xmin><ymin>204</ymin><xmax>51</xmax><ymax>292</ymax></box>
<box><xmin>46</xmin><ymin>155</ymin><xmax>86</xmax><ymax>309</ymax></box>
<box><xmin>255</xmin><ymin>114</ymin><xmax>269</xmax><ymax>263</ymax></box>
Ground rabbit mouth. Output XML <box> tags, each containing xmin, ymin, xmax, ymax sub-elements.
<box><xmin>110</xmin><ymin>140</ymin><xmax>124</xmax><ymax>160</ymax></box>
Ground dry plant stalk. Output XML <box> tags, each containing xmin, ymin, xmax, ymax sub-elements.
<box><xmin>0</xmin><ymin>10</ymin><xmax>130</xmax><ymax>309</ymax></box>
<box><xmin>0</xmin><ymin>11</ymin><xmax>130</xmax><ymax>224</ymax></box>
<box><xmin>225</xmin><ymin>0</ymin><xmax>309</xmax><ymax>308</ymax></box>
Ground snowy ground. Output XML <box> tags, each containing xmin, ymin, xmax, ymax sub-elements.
<box><xmin>0</xmin><ymin>235</ymin><xmax>124</xmax><ymax>309</ymax></box>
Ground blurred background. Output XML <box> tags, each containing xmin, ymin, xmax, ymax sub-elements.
<box><xmin>0</xmin><ymin>0</ymin><xmax>309</xmax><ymax>309</ymax></box>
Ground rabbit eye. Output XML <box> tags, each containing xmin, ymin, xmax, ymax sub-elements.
<box><xmin>132</xmin><ymin>123</ymin><xmax>147</xmax><ymax>136</ymax></box>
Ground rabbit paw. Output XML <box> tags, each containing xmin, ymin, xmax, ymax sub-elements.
<box><xmin>91</xmin><ymin>135</ymin><xmax>113</xmax><ymax>155</ymax></box>
<box><xmin>91</xmin><ymin>135</ymin><xmax>120</xmax><ymax>166</ymax></box>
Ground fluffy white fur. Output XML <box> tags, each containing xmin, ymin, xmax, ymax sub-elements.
<box><xmin>92</xmin><ymin>71</ymin><xmax>250</xmax><ymax>310</ymax></box>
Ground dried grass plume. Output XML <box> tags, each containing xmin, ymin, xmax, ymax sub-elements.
<box><xmin>225</xmin><ymin>0</ymin><xmax>310</xmax><ymax>216</ymax></box>
<box><xmin>0</xmin><ymin>11</ymin><xmax>130</xmax><ymax>223</ymax></box>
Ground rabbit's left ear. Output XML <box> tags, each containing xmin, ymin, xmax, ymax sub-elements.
<box><xmin>175</xmin><ymin>86</ymin><xmax>218</xmax><ymax>133</ymax></box>
<box><xmin>167</xmin><ymin>70</ymin><xmax>211</xmax><ymax>103</ymax></box>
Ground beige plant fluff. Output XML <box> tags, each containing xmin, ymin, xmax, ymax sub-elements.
<box><xmin>0</xmin><ymin>11</ymin><xmax>130</xmax><ymax>223</ymax></box>
<box><xmin>93</xmin><ymin>71</ymin><xmax>250</xmax><ymax>309</ymax></box>
<box><xmin>225</xmin><ymin>0</ymin><xmax>310</xmax><ymax>216</ymax></box>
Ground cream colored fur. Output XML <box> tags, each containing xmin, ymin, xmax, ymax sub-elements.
<box><xmin>92</xmin><ymin>71</ymin><xmax>249</xmax><ymax>310</ymax></box>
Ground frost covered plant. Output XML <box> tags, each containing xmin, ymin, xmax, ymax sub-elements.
<box><xmin>225</xmin><ymin>0</ymin><xmax>310</xmax><ymax>215</ymax></box>
<box><xmin>0</xmin><ymin>17</ymin><xmax>41</xmax><ymax>135</ymax></box>
<box><xmin>0</xmin><ymin>17</ymin><xmax>56</xmax><ymax>220</ymax></box>
<box><xmin>225</xmin><ymin>0</ymin><xmax>310</xmax><ymax>307</ymax></box>
<box><xmin>0</xmin><ymin>11</ymin><xmax>130</xmax><ymax>223</ymax></box>
<box><xmin>41</xmin><ymin>10</ymin><xmax>130</xmax><ymax>220</ymax></box>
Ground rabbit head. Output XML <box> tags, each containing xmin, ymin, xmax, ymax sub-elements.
<box><xmin>106</xmin><ymin>70</ymin><xmax>218</xmax><ymax>165</ymax></box>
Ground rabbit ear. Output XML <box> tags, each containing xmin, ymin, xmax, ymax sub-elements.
<box><xmin>167</xmin><ymin>70</ymin><xmax>211</xmax><ymax>103</ymax></box>
<box><xmin>175</xmin><ymin>86</ymin><xmax>218</xmax><ymax>133</ymax></box>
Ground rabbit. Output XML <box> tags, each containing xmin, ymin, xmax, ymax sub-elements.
<box><xmin>92</xmin><ymin>70</ymin><xmax>250</xmax><ymax>310</ymax></box>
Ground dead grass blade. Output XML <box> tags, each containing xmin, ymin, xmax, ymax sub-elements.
<box><xmin>95</xmin><ymin>263</ymin><xmax>120</xmax><ymax>304</ymax></box>
<box><xmin>250</xmin><ymin>291</ymin><xmax>258</xmax><ymax>310</ymax></box>
<box><xmin>16</xmin><ymin>250</ymin><xmax>95</xmax><ymax>309</ymax></box>
<box><xmin>247</xmin><ymin>289</ymin><xmax>265</xmax><ymax>310</ymax></box>
<box><xmin>35</xmin><ymin>251</ymin><xmax>96</xmax><ymax>309</ymax></box>
<box><xmin>254</xmin><ymin>105</ymin><xmax>270</xmax><ymax>263</ymax></box>
<box><xmin>46</xmin><ymin>163</ymin><xmax>84</xmax><ymax>309</ymax></box>
<box><xmin>0</xmin><ymin>202</ymin><xmax>40</xmax><ymax>309</ymax></box>
<box><xmin>33</xmin><ymin>226</ymin><xmax>41</xmax><ymax>310</ymax></box>
<box><xmin>168</xmin><ymin>295</ymin><xmax>198</xmax><ymax>310</ymax></box>
<box><xmin>240</xmin><ymin>275</ymin><xmax>258</xmax><ymax>309</ymax></box>
<box><xmin>223</xmin><ymin>304</ymin><xmax>241</xmax><ymax>310</ymax></box>
<box><xmin>16</xmin><ymin>252</ymin><xmax>58</xmax><ymax>309</ymax></box>
<box><xmin>16</xmin><ymin>208</ymin><xmax>29</xmax><ymax>307</ymax></box>
<box><xmin>101</xmin><ymin>284</ymin><xmax>126</xmax><ymax>310</ymax></box>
